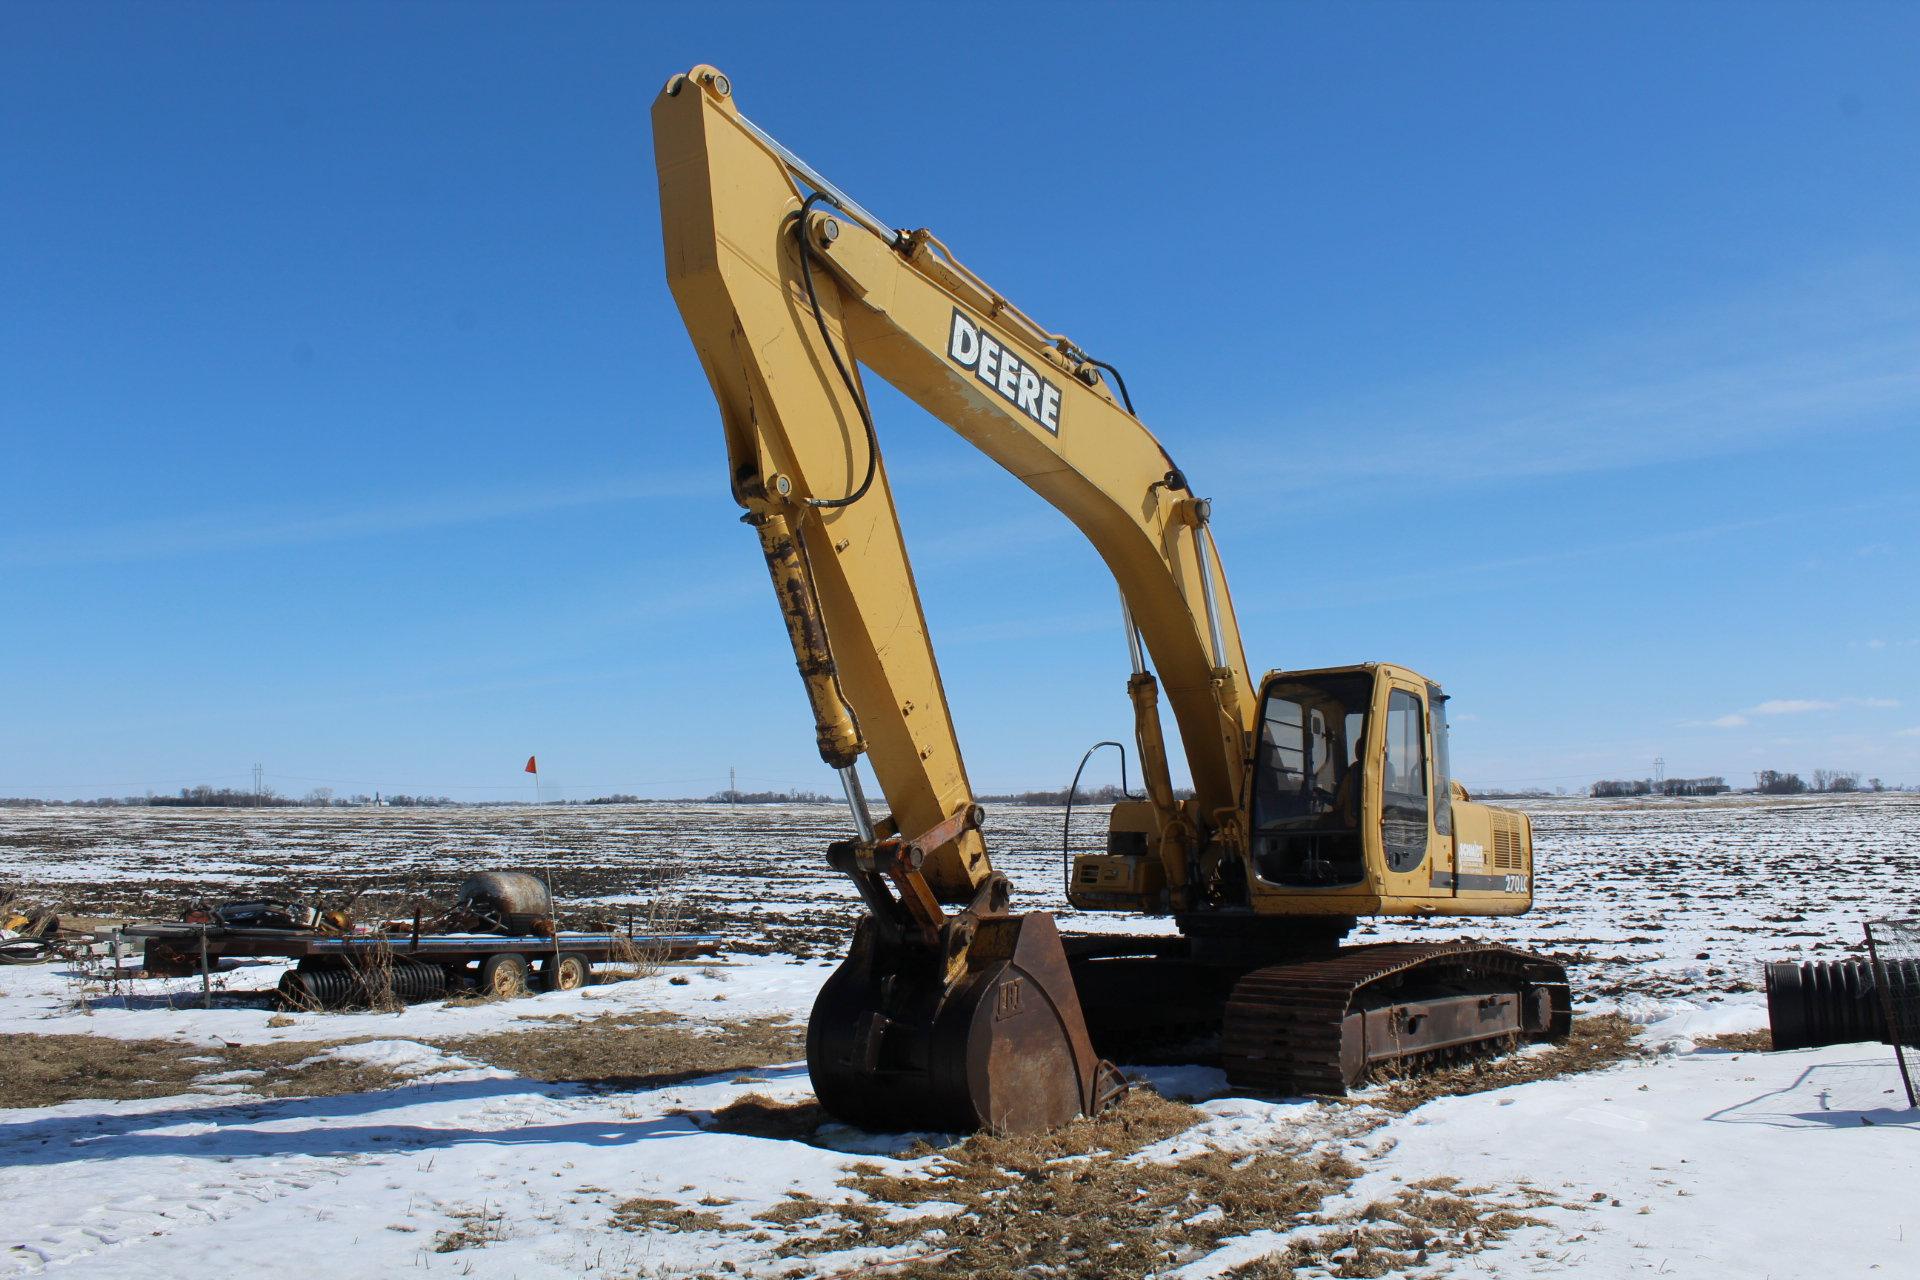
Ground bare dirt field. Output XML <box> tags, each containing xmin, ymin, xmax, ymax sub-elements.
<box><xmin>4</xmin><ymin>791</ymin><xmax>1917</xmax><ymax>1007</ymax></box>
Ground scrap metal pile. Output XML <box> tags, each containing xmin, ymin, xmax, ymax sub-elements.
<box><xmin>131</xmin><ymin>868</ymin><xmax>720</xmax><ymax>1011</ymax></box>
<box><xmin>0</xmin><ymin>898</ymin><xmax>121</xmax><ymax>966</ymax></box>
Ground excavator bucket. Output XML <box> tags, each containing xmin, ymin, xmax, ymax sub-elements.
<box><xmin>808</xmin><ymin>911</ymin><xmax>1122</xmax><ymax>1134</ymax></box>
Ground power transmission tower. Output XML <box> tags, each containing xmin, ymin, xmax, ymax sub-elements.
<box><xmin>252</xmin><ymin>762</ymin><xmax>264</xmax><ymax>798</ymax></box>
<box><xmin>729</xmin><ymin>767</ymin><xmax>737</xmax><ymax>802</ymax></box>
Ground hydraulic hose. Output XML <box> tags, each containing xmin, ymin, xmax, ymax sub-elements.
<box><xmin>795</xmin><ymin>190</ymin><xmax>879</xmax><ymax>509</ymax></box>
<box><xmin>1084</xmin><ymin>357</ymin><xmax>1135</xmax><ymax>415</ymax></box>
<box><xmin>1061</xmin><ymin>740</ymin><xmax>1141</xmax><ymax>897</ymax></box>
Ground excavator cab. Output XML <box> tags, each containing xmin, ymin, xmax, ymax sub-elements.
<box><xmin>1240</xmin><ymin>662</ymin><xmax>1535</xmax><ymax>918</ymax></box>
<box><xmin>1076</xmin><ymin>663</ymin><xmax>1530</xmax><ymax>919</ymax></box>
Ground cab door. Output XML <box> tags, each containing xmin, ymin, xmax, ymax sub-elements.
<box><xmin>1374</xmin><ymin>679</ymin><xmax>1436</xmax><ymax>890</ymax></box>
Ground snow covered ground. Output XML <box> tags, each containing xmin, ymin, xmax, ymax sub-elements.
<box><xmin>2</xmin><ymin>794</ymin><xmax>1916</xmax><ymax>1277</ymax></box>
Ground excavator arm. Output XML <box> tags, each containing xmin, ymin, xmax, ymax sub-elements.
<box><xmin>655</xmin><ymin>67</ymin><xmax>1253</xmax><ymax>909</ymax></box>
<box><xmin>655</xmin><ymin>65</ymin><xmax>1275</xmax><ymax>1131</ymax></box>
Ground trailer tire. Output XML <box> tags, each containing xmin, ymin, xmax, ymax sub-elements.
<box><xmin>544</xmin><ymin>953</ymin><xmax>592</xmax><ymax>992</ymax></box>
<box><xmin>479</xmin><ymin>952</ymin><xmax>532</xmax><ymax>999</ymax></box>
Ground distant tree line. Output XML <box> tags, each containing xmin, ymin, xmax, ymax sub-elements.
<box><xmin>1589</xmin><ymin>771</ymin><xmax>1885</xmax><ymax>797</ymax></box>
<box><xmin>151</xmin><ymin>786</ymin><xmax>297</xmax><ymax>808</ymax></box>
<box><xmin>1591</xmin><ymin>770</ymin><xmax>1890</xmax><ymax>795</ymax></box>
<box><xmin>1754</xmin><ymin>769</ymin><xmax>1880</xmax><ymax>794</ymax></box>
<box><xmin>9</xmin><ymin>772</ymin><xmax>1903</xmax><ymax>810</ymax></box>
<box><xmin>704</xmin><ymin>789</ymin><xmax>837</xmax><ymax>804</ymax></box>
<box><xmin>0</xmin><ymin>796</ymin><xmax>148</xmax><ymax>808</ymax></box>
<box><xmin>221</xmin><ymin>787</ymin><xmax>456</xmax><ymax>807</ymax></box>
<box><xmin>0</xmin><ymin>787</ymin><xmax>453</xmax><ymax>808</ymax></box>
<box><xmin>1591</xmin><ymin>776</ymin><xmax>1729</xmax><ymax>798</ymax></box>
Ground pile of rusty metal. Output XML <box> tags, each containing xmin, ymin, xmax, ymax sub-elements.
<box><xmin>176</xmin><ymin>870</ymin><xmax>558</xmax><ymax>941</ymax></box>
<box><xmin>1</xmin><ymin>905</ymin><xmax>122</xmax><ymax>965</ymax></box>
<box><xmin>128</xmin><ymin>869</ymin><xmax>721</xmax><ymax>1010</ymax></box>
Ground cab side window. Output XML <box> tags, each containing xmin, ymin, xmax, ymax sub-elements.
<box><xmin>1427</xmin><ymin>682</ymin><xmax>1453</xmax><ymax>837</ymax></box>
<box><xmin>1381</xmin><ymin>688</ymin><xmax>1430</xmax><ymax>871</ymax></box>
<box><xmin>1384</xmin><ymin>690</ymin><xmax>1427</xmax><ymax>803</ymax></box>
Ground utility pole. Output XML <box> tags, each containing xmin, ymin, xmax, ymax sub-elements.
<box><xmin>252</xmin><ymin>762</ymin><xmax>264</xmax><ymax>799</ymax></box>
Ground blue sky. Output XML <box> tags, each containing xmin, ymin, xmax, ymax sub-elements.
<box><xmin>3</xmin><ymin>2</ymin><xmax>1916</xmax><ymax>802</ymax></box>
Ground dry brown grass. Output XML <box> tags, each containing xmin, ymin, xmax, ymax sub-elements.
<box><xmin>432</xmin><ymin>1202</ymin><xmax>509</xmax><ymax>1252</ymax></box>
<box><xmin>439</xmin><ymin>1011</ymin><xmax>803</xmax><ymax>1089</ymax></box>
<box><xmin>2</xmin><ymin>1004</ymin><xmax>800</xmax><ymax>1111</ymax></box>
<box><xmin>753</xmin><ymin>1091</ymin><xmax>1334</xmax><ymax>1277</ymax></box>
<box><xmin>1369</xmin><ymin>1014</ymin><xmax>1648</xmax><ymax>1113</ymax></box>
<box><xmin>700</xmin><ymin>1087</ymin><xmax>1563</xmax><ymax>1280</ymax></box>
<box><xmin>1693</xmin><ymin>1028</ymin><xmax>1772</xmax><ymax>1053</ymax></box>
<box><xmin>691</xmin><ymin>1092</ymin><xmax>831</xmax><ymax>1141</ymax></box>
<box><xmin>1227</xmin><ymin>1175</ymin><xmax>1555</xmax><ymax>1279</ymax></box>
<box><xmin>610</xmin><ymin>1196</ymin><xmax>734</xmax><ymax>1233</ymax></box>
<box><xmin>0</xmin><ymin>1033</ymin><xmax>213</xmax><ymax>1108</ymax></box>
<box><xmin>605</xmin><ymin>897</ymin><xmax>687</xmax><ymax>980</ymax></box>
<box><xmin>224</xmin><ymin>1042</ymin><xmax>417</xmax><ymax>1098</ymax></box>
<box><xmin>344</xmin><ymin>937</ymin><xmax>406</xmax><ymax>1013</ymax></box>
<box><xmin>0</xmin><ymin>1032</ymin><xmax>414</xmax><ymax>1108</ymax></box>
<box><xmin>828</xmin><ymin>1147</ymin><xmax>1351</xmax><ymax>1273</ymax></box>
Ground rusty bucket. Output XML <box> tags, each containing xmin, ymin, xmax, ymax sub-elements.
<box><xmin>807</xmin><ymin>911</ymin><xmax>1122</xmax><ymax>1134</ymax></box>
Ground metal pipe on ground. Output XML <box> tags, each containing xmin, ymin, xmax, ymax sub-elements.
<box><xmin>280</xmin><ymin>962</ymin><xmax>449</xmax><ymax>1010</ymax></box>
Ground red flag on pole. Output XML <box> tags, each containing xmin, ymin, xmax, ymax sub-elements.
<box><xmin>524</xmin><ymin>755</ymin><xmax>538</xmax><ymax>775</ymax></box>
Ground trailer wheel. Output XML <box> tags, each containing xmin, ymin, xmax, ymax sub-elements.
<box><xmin>479</xmin><ymin>952</ymin><xmax>531</xmax><ymax>999</ymax></box>
<box><xmin>544</xmin><ymin>953</ymin><xmax>592</xmax><ymax>992</ymax></box>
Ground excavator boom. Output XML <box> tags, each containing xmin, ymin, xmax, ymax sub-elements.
<box><xmin>655</xmin><ymin>67</ymin><xmax>1251</xmax><ymax>894</ymax></box>
<box><xmin>658</xmin><ymin>65</ymin><xmax>1211</xmax><ymax>1129</ymax></box>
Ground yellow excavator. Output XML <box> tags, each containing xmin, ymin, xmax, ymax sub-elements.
<box><xmin>654</xmin><ymin>66</ymin><xmax>1570</xmax><ymax>1134</ymax></box>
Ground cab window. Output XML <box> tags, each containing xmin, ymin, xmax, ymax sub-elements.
<box><xmin>1249</xmin><ymin>672</ymin><xmax>1371</xmax><ymax>887</ymax></box>
<box><xmin>1381</xmin><ymin>688</ymin><xmax>1430</xmax><ymax>872</ymax></box>
<box><xmin>1427</xmin><ymin>682</ymin><xmax>1453</xmax><ymax>837</ymax></box>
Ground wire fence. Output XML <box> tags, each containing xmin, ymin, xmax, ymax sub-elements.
<box><xmin>1863</xmin><ymin>919</ymin><xmax>1920</xmax><ymax>1109</ymax></box>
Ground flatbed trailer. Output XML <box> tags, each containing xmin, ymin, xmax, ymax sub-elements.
<box><xmin>124</xmin><ymin>923</ymin><xmax>726</xmax><ymax>1005</ymax></box>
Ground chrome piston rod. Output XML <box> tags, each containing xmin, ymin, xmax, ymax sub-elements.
<box><xmin>837</xmin><ymin>764</ymin><xmax>876</xmax><ymax>844</ymax></box>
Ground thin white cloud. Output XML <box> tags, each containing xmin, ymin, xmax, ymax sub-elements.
<box><xmin>1207</xmin><ymin>257</ymin><xmax>1920</xmax><ymax>497</ymax></box>
<box><xmin>1689</xmin><ymin>696</ymin><xmax>1900</xmax><ymax>729</ymax></box>
<box><xmin>1242</xmin><ymin>491</ymin><xmax>1914</xmax><ymax>617</ymax></box>
<box><xmin>1</xmin><ymin>473</ymin><xmax>704</xmax><ymax>567</ymax></box>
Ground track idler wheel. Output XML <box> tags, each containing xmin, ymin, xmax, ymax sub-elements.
<box><xmin>808</xmin><ymin>911</ymin><xmax>1122</xmax><ymax>1134</ymax></box>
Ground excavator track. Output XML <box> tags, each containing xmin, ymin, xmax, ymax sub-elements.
<box><xmin>1222</xmin><ymin>942</ymin><xmax>1571</xmax><ymax>1096</ymax></box>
